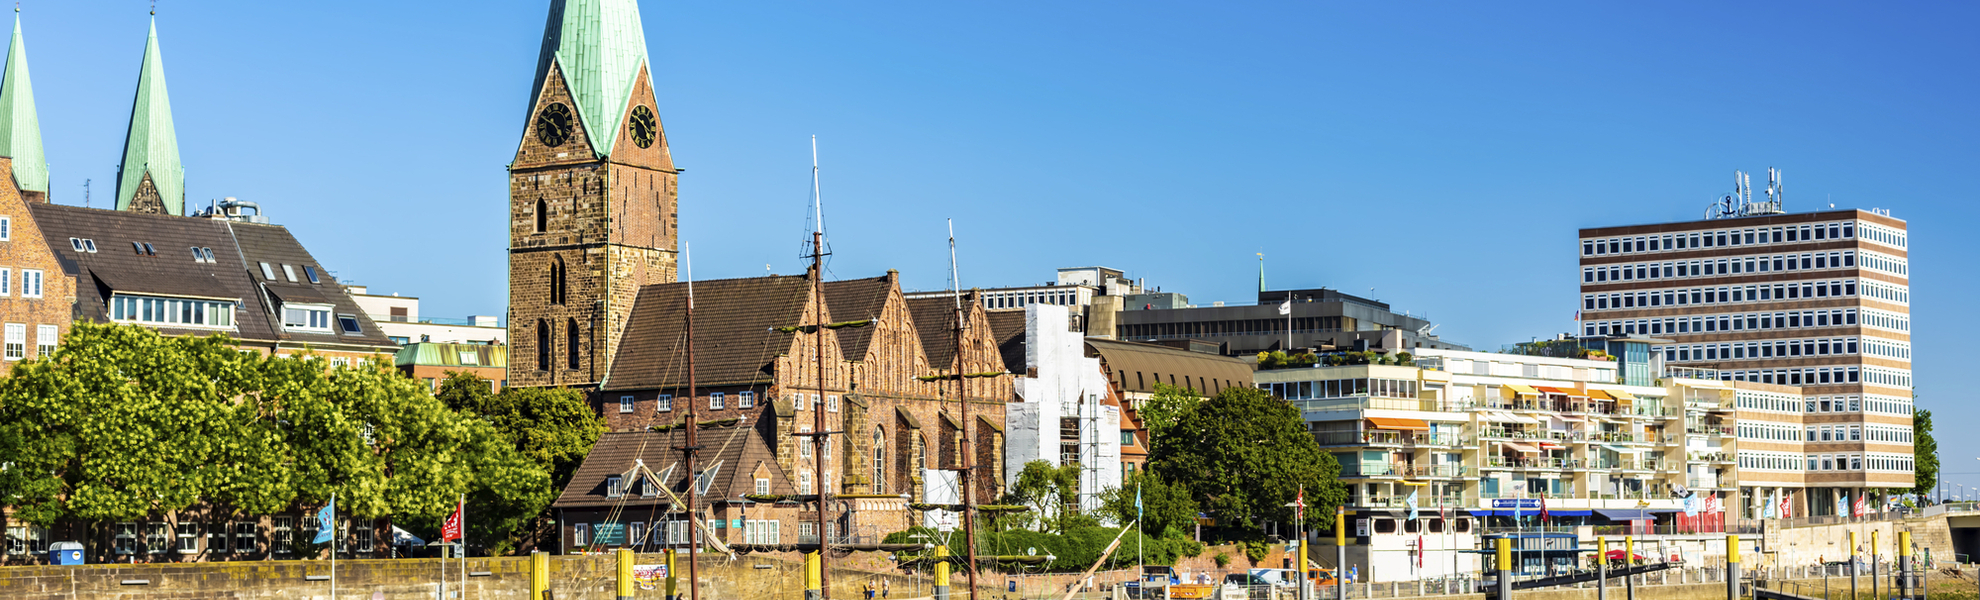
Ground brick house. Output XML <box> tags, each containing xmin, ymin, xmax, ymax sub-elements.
<box><xmin>557</xmin><ymin>269</ymin><xmax>1019</xmax><ymax>552</ymax></box>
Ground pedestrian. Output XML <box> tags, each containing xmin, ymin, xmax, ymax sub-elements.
<box><xmin>882</xmin><ymin>579</ymin><xmax>891</xmax><ymax>599</ymax></box>
<box><xmin>864</xmin><ymin>581</ymin><xmax>876</xmax><ymax>600</ymax></box>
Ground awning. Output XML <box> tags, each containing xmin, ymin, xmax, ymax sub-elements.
<box><xmin>1503</xmin><ymin>443</ymin><xmax>1540</xmax><ymax>454</ymax></box>
<box><xmin>1558</xmin><ymin>415</ymin><xmax>1586</xmax><ymax>422</ymax></box>
<box><xmin>1586</xmin><ymin>390</ymin><xmax>1615</xmax><ymax>400</ymax></box>
<box><xmin>1479</xmin><ymin>411</ymin><xmax>1521</xmax><ymax>423</ymax></box>
<box><xmin>1366</xmin><ymin>417</ymin><xmax>1430</xmax><ymax>432</ymax></box>
<box><xmin>1607</xmin><ymin>390</ymin><xmax>1639</xmax><ymax>401</ymax></box>
<box><xmin>1602</xmin><ymin>444</ymin><xmax>1645</xmax><ymax>455</ymax></box>
<box><xmin>1596</xmin><ymin>509</ymin><xmax>1656</xmax><ymax>521</ymax></box>
<box><xmin>1539</xmin><ymin>386</ymin><xmax>1587</xmax><ymax>397</ymax></box>
<box><xmin>1537</xmin><ymin>442</ymin><xmax>1563</xmax><ymax>450</ymax></box>
<box><xmin>1549</xmin><ymin>510</ymin><xmax>1594</xmax><ymax>517</ymax></box>
<box><xmin>1504</xmin><ymin>384</ymin><xmax>1541</xmax><ymax>397</ymax></box>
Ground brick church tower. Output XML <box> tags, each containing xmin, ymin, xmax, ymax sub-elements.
<box><xmin>508</xmin><ymin>0</ymin><xmax>678</xmax><ymax>388</ymax></box>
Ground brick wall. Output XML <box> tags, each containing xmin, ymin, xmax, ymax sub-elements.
<box><xmin>0</xmin><ymin>157</ymin><xmax>74</xmax><ymax>363</ymax></box>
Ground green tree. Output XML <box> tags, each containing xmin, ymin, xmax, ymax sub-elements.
<box><xmin>435</xmin><ymin>372</ymin><xmax>602</xmax><ymax>488</ymax></box>
<box><xmin>1149</xmin><ymin>386</ymin><xmax>1345</xmax><ymax>534</ymax></box>
<box><xmin>1010</xmin><ymin>460</ymin><xmax>1094</xmax><ymax>534</ymax></box>
<box><xmin>1098</xmin><ymin>470</ymin><xmax>1199</xmax><ymax>539</ymax></box>
<box><xmin>1139</xmin><ymin>382</ymin><xmax>1203</xmax><ymax>442</ymax></box>
<box><xmin>1913</xmin><ymin>406</ymin><xmax>1937</xmax><ymax>499</ymax></box>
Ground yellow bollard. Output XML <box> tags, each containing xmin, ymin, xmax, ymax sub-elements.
<box><xmin>932</xmin><ymin>545</ymin><xmax>949</xmax><ymax>600</ymax></box>
<box><xmin>531</xmin><ymin>550</ymin><xmax>549</xmax><ymax>599</ymax></box>
<box><xmin>809</xmin><ymin>550</ymin><xmax>827</xmax><ymax>600</ymax></box>
<box><xmin>1899</xmin><ymin>531</ymin><xmax>1913</xmax><ymax>600</ymax></box>
<box><xmin>666</xmin><ymin>548</ymin><xmax>678</xmax><ymax>600</ymax></box>
<box><xmin>1726</xmin><ymin>535</ymin><xmax>1741</xmax><ymax>600</ymax></box>
<box><xmin>618</xmin><ymin>548</ymin><xmax>635</xmax><ymax>600</ymax></box>
<box><xmin>1495</xmin><ymin>538</ymin><xmax>1512</xmax><ymax>600</ymax></box>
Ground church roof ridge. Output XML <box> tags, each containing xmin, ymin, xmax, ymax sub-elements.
<box><xmin>115</xmin><ymin>18</ymin><xmax>184</xmax><ymax>214</ymax></box>
<box><xmin>527</xmin><ymin>0</ymin><xmax>651</xmax><ymax>159</ymax></box>
<box><xmin>0</xmin><ymin>12</ymin><xmax>48</xmax><ymax>193</ymax></box>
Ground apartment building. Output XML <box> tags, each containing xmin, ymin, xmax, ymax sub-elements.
<box><xmin>1267</xmin><ymin>346</ymin><xmax>1737</xmax><ymax>579</ymax></box>
<box><xmin>1577</xmin><ymin>208</ymin><xmax>1913</xmax><ymax>515</ymax></box>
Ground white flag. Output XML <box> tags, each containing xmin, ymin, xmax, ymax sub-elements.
<box><xmin>1278</xmin><ymin>299</ymin><xmax>1292</xmax><ymax>315</ymax></box>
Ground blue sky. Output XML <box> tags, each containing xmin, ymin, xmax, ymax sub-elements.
<box><xmin>15</xmin><ymin>2</ymin><xmax>1978</xmax><ymax>491</ymax></box>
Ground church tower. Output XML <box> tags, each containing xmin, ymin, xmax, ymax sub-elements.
<box><xmin>0</xmin><ymin>10</ymin><xmax>50</xmax><ymax>202</ymax></box>
<box><xmin>114</xmin><ymin>18</ymin><xmax>183</xmax><ymax>215</ymax></box>
<box><xmin>508</xmin><ymin>0</ymin><xmax>678</xmax><ymax>389</ymax></box>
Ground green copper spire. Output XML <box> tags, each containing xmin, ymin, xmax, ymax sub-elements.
<box><xmin>528</xmin><ymin>0</ymin><xmax>651</xmax><ymax>157</ymax></box>
<box><xmin>0</xmin><ymin>12</ymin><xmax>49</xmax><ymax>193</ymax></box>
<box><xmin>115</xmin><ymin>18</ymin><xmax>184</xmax><ymax>214</ymax></box>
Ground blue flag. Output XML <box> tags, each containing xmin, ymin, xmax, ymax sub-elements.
<box><xmin>313</xmin><ymin>498</ymin><xmax>336</xmax><ymax>544</ymax></box>
<box><xmin>1135</xmin><ymin>485</ymin><xmax>1143</xmax><ymax>518</ymax></box>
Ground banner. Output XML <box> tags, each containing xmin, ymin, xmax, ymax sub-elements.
<box><xmin>313</xmin><ymin>499</ymin><xmax>336</xmax><ymax>544</ymax></box>
<box><xmin>633</xmin><ymin>564</ymin><xmax>668</xmax><ymax>590</ymax></box>
<box><xmin>441</xmin><ymin>503</ymin><xmax>464</xmax><ymax>542</ymax></box>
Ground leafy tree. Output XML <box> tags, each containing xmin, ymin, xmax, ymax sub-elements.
<box><xmin>1010</xmin><ymin>460</ymin><xmax>1094</xmax><ymax>534</ymax></box>
<box><xmin>1913</xmin><ymin>406</ymin><xmax>1937</xmax><ymax>499</ymax></box>
<box><xmin>1139</xmin><ymin>383</ymin><xmax>1202</xmax><ymax>442</ymax></box>
<box><xmin>1098</xmin><ymin>470</ymin><xmax>1199</xmax><ymax>540</ymax></box>
<box><xmin>435</xmin><ymin>372</ymin><xmax>602</xmax><ymax>488</ymax></box>
<box><xmin>1149</xmin><ymin>386</ymin><xmax>1345</xmax><ymax>534</ymax></box>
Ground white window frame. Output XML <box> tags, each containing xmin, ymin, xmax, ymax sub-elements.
<box><xmin>573</xmin><ymin>523</ymin><xmax>589</xmax><ymax>547</ymax></box>
<box><xmin>755</xmin><ymin>478</ymin><xmax>770</xmax><ymax>495</ymax></box>
<box><xmin>20</xmin><ymin>269</ymin><xmax>40</xmax><ymax>298</ymax></box>
<box><xmin>657</xmin><ymin>394</ymin><xmax>673</xmax><ymax>412</ymax></box>
<box><xmin>4</xmin><ymin>323</ymin><xmax>23</xmax><ymax>361</ymax></box>
<box><xmin>827</xmin><ymin>395</ymin><xmax>839</xmax><ymax>412</ymax></box>
<box><xmin>619</xmin><ymin>395</ymin><xmax>634</xmax><ymax>413</ymax></box>
<box><xmin>35</xmin><ymin>324</ymin><xmax>55</xmax><ymax>358</ymax></box>
<box><xmin>710</xmin><ymin>392</ymin><xmax>725</xmax><ymax>410</ymax></box>
<box><xmin>272</xmin><ymin>517</ymin><xmax>293</xmax><ymax>554</ymax></box>
<box><xmin>281</xmin><ymin>303</ymin><xmax>336</xmax><ymax>332</ymax></box>
<box><xmin>739</xmin><ymin>391</ymin><xmax>755</xmax><ymax>408</ymax></box>
<box><xmin>606</xmin><ymin>476</ymin><xmax>625</xmax><ymax>498</ymax></box>
<box><xmin>0</xmin><ymin>215</ymin><xmax>10</xmax><ymax>240</ymax></box>
<box><xmin>0</xmin><ymin>268</ymin><xmax>10</xmax><ymax>296</ymax></box>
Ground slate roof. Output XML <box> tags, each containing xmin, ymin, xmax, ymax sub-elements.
<box><xmin>603</xmin><ymin>275</ymin><xmax>813</xmax><ymax>391</ymax></box>
<box><xmin>553</xmin><ymin>422</ymin><xmax>794</xmax><ymax>509</ymax></box>
<box><xmin>982</xmin><ymin>309</ymin><xmax>1028</xmax><ymax>375</ymax></box>
<box><xmin>904</xmin><ymin>295</ymin><xmax>965</xmax><ymax>368</ymax></box>
<box><xmin>27</xmin><ymin>203</ymin><xmax>394</xmax><ymax>350</ymax></box>
<box><xmin>819</xmin><ymin>275</ymin><xmax>891</xmax><ymax>361</ymax></box>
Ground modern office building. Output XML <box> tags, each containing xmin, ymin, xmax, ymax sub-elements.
<box><xmin>1576</xmin><ymin>202</ymin><xmax>1914</xmax><ymax>513</ymax></box>
<box><xmin>904</xmin><ymin>265</ymin><xmax>1146</xmax><ymax>334</ymax></box>
<box><xmin>347</xmin><ymin>286</ymin><xmax>505</xmax><ymax>346</ymax></box>
<box><xmin>1116</xmin><ymin>288</ymin><xmax>1468</xmax><ymax>356</ymax></box>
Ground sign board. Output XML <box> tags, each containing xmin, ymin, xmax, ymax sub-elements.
<box><xmin>1492</xmin><ymin>499</ymin><xmax>1541</xmax><ymax>509</ymax></box>
<box><xmin>1355</xmin><ymin>518</ymin><xmax>1369</xmax><ymax>537</ymax></box>
<box><xmin>591</xmin><ymin>523</ymin><xmax>626</xmax><ymax>545</ymax></box>
<box><xmin>633</xmin><ymin>564</ymin><xmax>668</xmax><ymax>590</ymax></box>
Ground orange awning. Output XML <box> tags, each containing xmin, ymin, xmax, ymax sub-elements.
<box><xmin>1504</xmin><ymin>443</ymin><xmax>1541</xmax><ymax>454</ymax></box>
<box><xmin>1538</xmin><ymin>386</ymin><xmax>1587</xmax><ymax>397</ymax></box>
<box><xmin>1586</xmin><ymin>389</ymin><xmax>1615</xmax><ymax>400</ymax></box>
<box><xmin>1537</xmin><ymin>442</ymin><xmax>1564</xmax><ymax>450</ymax></box>
<box><xmin>1366</xmin><ymin>417</ymin><xmax>1431</xmax><ymax>432</ymax></box>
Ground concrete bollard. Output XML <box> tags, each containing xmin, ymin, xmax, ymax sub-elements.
<box><xmin>1725</xmin><ymin>536</ymin><xmax>1740</xmax><ymax>600</ymax></box>
<box><xmin>931</xmin><ymin>546</ymin><xmax>948</xmax><ymax>600</ymax></box>
<box><xmin>617</xmin><ymin>548</ymin><xmax>635</xmax><ymax>600</ymax></box>
<box><xmin>530</xmin><ymin>551</ymin><xmax>549</xmax><ymax>600</ymax></box>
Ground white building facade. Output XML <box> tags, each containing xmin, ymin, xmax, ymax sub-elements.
<box><xmin>1006</xmin><ymin>304</ymin><xmax>1122</xmax><ymax>522</ymax></box>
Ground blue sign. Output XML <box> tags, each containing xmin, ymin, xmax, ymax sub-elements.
<box><xmin>1492</xmin><ymin>499</ymin><xmax>1541</xmax><ymax>509</ymax></box>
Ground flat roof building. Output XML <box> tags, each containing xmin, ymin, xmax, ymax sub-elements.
<box><xmin>1115</xmin><ymin>288</ymin><xmax>1467</xmax><ymax>356</ymax></box>
<box><xmin>1577</xmin><ymin>204</ymin><xmax>1913</xmax><ymax>512</ymax></box>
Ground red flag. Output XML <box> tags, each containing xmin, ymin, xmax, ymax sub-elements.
<box><xmin>441</xmin><ymin>501</ymin><xmax>464</xmax><ymax>542</ymax></box>
<box><xmin>1852</xmin><ymin>494</ymin><xmax>1868</xmax><ymax>518</ymax></box>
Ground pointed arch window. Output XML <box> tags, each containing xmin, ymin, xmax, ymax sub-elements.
<box><xmin>536</xmin><ymin>319</ymin><xmax>551</xmax><ymax>372</ymax></box>
<box><xmin>567</xmin><ymin>318</ymin><xmax>581</xmax><ymax>370</ymax></box>
<box><xmin>534</xmin><ymin>199</ymin><xmax>548</xmax><ymax>233</ymax></box>
<box><xmin>872</xmin><ymin>427</ymin><xmax>887</xmax><ymax>494</ymax></box>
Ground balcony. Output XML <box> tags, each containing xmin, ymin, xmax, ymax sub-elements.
<box><xmin>1688</xmin><ymin>477</ymin><xmax>1726</xmax><ymax>489</ymax></box>
<box><xmin>1685</xmin><ymin>424</ymin><xmax>1735</xmax><ymax>436</ymax></box>
<box><xmin>1586</xmin><ymin>459</ymin><xmax>1671</xmax><ymax>472</ymax></box>
<box><xmin>1359</xmin><ymin>494</ymin><xmax>1466</xmax><ymax>509</ymax></box>
<box><xmin>1688</xmin><ymin>452</ymin><xmax>1735</xmax><ymax>464</ymax></box>
<box><xmin>1485</xmin><ymin>456</ymin><xmax>1578</xmax><ymax>470</ymax></box>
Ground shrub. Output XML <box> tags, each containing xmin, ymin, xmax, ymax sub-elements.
<box><xmin>1214</xmin><ymin>552</ymin><xmax>1232</xmax><ymax>568</ymax></box>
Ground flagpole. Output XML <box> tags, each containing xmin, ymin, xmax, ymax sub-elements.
<box><xmin>459</xmin><ymin>493</ymin><xmax>467</xmax><ymax>592</ymax></box>
<box><xmin>331</xmin><ymin>493</ymin><xmax>337</xmax><ymax>600</ymax></box>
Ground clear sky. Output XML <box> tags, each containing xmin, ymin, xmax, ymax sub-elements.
<box><xmin>14</xmin><ymin>2</ymin><xmax>1978</xmax><ymax>492</ymax></box>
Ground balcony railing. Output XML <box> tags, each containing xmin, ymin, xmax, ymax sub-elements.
<box><xmin>1688</xmin><ymin>452</ymin><xmax>1735</xmax><ymax>463</ymax></box>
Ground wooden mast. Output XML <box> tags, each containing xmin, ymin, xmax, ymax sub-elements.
<box><xmin>947</xmin><ymin>220</ymin><xmax>981</xmax><ymax>600</ymax></box>
<box><xmin>809</xmin><ymin>137</ymin><xmax>835</xmax><ymax>599</ymax></box>
<box><xmin>680</xmin><ymin>244</ymin><xmax>702</xmax><ymax>600</ymax></box>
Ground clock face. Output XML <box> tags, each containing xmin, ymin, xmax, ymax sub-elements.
<box><xmin>629</xmin><ymin>105</ymin><xmax>658</xmax><ymax>149</ymax></box>
<box><xmin>535</xmin><ymin>103</ymin><xmax>574</xmax><ymax>148</ymax></box>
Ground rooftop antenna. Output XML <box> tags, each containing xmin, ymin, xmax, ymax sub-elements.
<box><xmin>83</xmin><ymin>179</ymin><xmax>90</xmax><ymax>208</ymax></box>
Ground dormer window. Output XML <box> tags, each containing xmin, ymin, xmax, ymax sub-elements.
<box><xmin>605</xmin><ymin>476</ymin><xmax>625</xmax><ymax>498</ymax></box>
<box><xmin>109</xmin><ymin>294</ymin><xmax>235</xmax><ymax>328</ymax></box>
<box><xmin>280</xmin><ymin>303</ymin><xmax>334</xmax><ymax>332</ymax></box>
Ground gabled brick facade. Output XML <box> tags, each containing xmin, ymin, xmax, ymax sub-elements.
<box><xmin>0</xmin><ymin>157</ymin><xmax>72</xmax><ymax>363</ymax></box>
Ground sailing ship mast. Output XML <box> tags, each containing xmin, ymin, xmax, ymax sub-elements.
<box><xmin>808</xmin><ymin>136</ymin><xmax>836</xmax><ymax>599</ymax></box>
<box><xmin>947</xmin><ymin>220</ymin><xmax>982</xmax><ymax>600</ymax></box>
<box><xmin>679</xmin><ymin>244</ymin><xmax>703</xmax><ymax>600</ymax></box>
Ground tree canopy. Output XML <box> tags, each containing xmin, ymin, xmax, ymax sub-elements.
<box><xmin>1148</xmin><ymin>386</ymin><xmax>1345</xmax><ymax>533</ymax></box>
<box><xmin>0</xmin><ymin>323</ymin><xmax>557</xmax><ymax>555</ymax></box>
<box><xmin>1098</xmin><ymin>470</ymin><xmax>1199</xmax><ymax>540</ymax></box>
<box><xmin>1913</xmin><ymin>406</ymin><xmax>1937</xmax><ymax>499</ymax></box>
<box><xmin>1139</xmin><ymin>382</ymin><xmax>1202</xmax><ymax>442</ymax></box>
<box><xmin>1008</xmin><ymin>460</ymin><xmax>1093</xmax><ymax>534</ymax></box>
